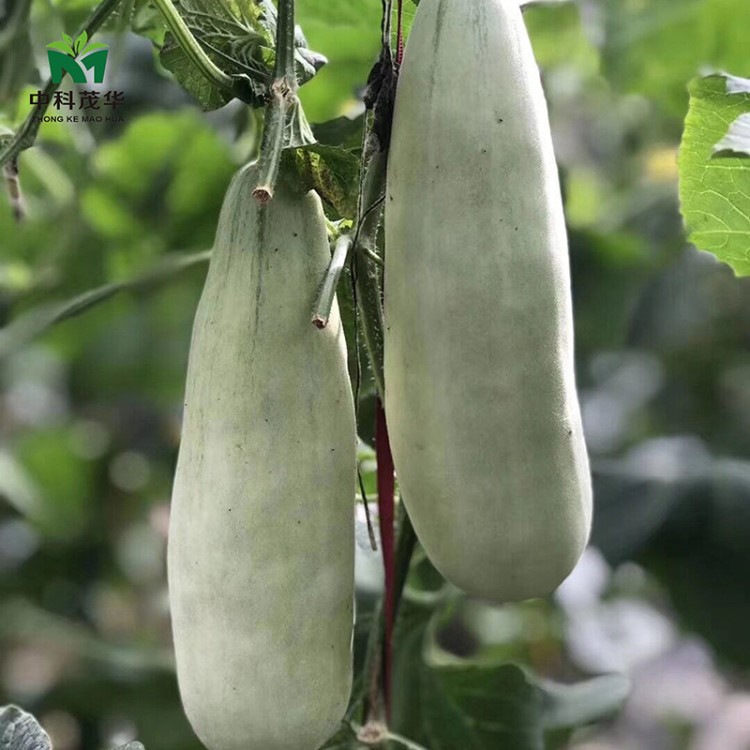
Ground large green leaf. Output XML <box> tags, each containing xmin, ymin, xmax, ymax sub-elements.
<box><xmin>144</xmin><ymin>0</ymin><xmax>325</xmax><ymax>111</ymax></box>
<box><xmin>391</xmin><ymin>602</ymin><xmax>626</xmax><ymax>750</ymax></box>
<box><xmin>679</xmin><ymin>75</ymin><xmax>750</xmax><ymax>275</ymax></box>
<box><xmin>714</xmin><ymin>81</ymin><xmax>750</xmax><ymax>155</ymax></box>
<box><xmin>423</xmin><ymin>663</ymin><xmax>545</xmax><ymax>750</ymax></box>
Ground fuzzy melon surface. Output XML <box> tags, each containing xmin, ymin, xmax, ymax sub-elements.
<box><xmin>168</xmin><ymin>165</ymin><xmax>356</xmax><ymax>750</ymax></box>
<box><xmin>385</xmin><ymin>0</ymin><xmax>593</xmax><ymax>602</ymax></box>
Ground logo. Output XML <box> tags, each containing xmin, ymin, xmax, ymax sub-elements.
<box><xmin>46</xmin><ymin>31</ymin><xmax>108</xmax><ymax>84</ymax></box>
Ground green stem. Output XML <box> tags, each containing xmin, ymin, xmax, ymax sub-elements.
<box><xmin>252</xmin><ymin>88</ymin><xmax>287</xmax><ymax>203</ymax></box>
<box><xmin>313</xmin><ymin>234</ymin><xmax>353</xmax><ymax>329</ymax></box>
<box><xmin>4</xmin><ymin>157</ymin><xmax>25</xmax><ymax>222</ymax></box>
<box><xmin>0</xmin><ymin>0</ymin><xmax>120</xmax><ymax>168</ymax></box>
<box><xmin>273</xmin><ymin>0</ymin><xmax>296</xmax><ymax>81</ymax></box>
<box><xmin>253</xmin><ymin>0</ymin><xmax>298</xmax><ymax>202</ymax></box>
<box><xmin>354</xmin><ymin>149</ymin><xmax>388</xmax><ymax>399</ymax></box>
<box><xmin>152</xmin><ymin>0</ymin><xmax>236</xmax><ymax>93</ymax></box>
<box><xmin>0</xmin><ymin>250</ymin><xmax>210</xmax><ymax>359</ymax></box>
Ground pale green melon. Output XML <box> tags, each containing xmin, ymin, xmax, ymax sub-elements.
<box><xmin>169</xmin><ymin>165</ymin><xmax>356</xmax><ymax>750</ymax></box>
<box><xmin>385</xmin><ymin>0</ymin><xmax>593</xmax><ymax>602</ymax></box>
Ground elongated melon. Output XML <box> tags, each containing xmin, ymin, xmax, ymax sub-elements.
<box><xmin>384</xmin><ymin>0</ymin><xmax>593</xmax><ymax>602</ymax></box>
<box><xmin>168</xmin><ymin>165</ymin><xmax>356</xmax><ymax>750</ymax></box>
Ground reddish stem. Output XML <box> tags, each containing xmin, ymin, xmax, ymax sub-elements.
<box><xmin>376</xmin><ymin>399</ymin><xmax>395</xmax><ymax>719</ymax></box>
<box><xmin>396</xmin><ymin>0</ymin><xmax>405</xmax><ymax>65</ymax></box>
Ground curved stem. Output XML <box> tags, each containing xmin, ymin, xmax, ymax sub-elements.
<box><xmin>0</xmin><ymin>0</ymin><xmax>121</xmax><ymax>168</ymax></box>
<box><xmin>0</xmin><ymin>250</ymin><xmax>210</xmax><ymax>359</ymax></box>
<box><xmin>152</xmin><ymin>0</ymin><xmax>236</xmax><ymax>93</ymax></box>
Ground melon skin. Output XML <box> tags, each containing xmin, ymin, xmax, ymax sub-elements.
<box><xmin>169</xmin><ymin>165</ymin><xmax>356</xmax><ymax>750</ymax></box>
<box><xmin>384</xmin><ymin>0</ymin><xmax>593</xmax><ymax>602</ymax></box>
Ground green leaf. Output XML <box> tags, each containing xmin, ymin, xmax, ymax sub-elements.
<box><xmin>159</xmin><ymin>36</ymin><xmax>236</xmax><ymax>111</ymax></box>
<box><xmin>46</xmin><ymin>40</ymin><xmax>76</xmax><ymax>56</ymax></box>
<box><xmin>0</xmin><ymin>705</ymin><xmax>51</xmax><ymax>750</ymax></box>
<box><xmin>392</xmin><ymin>603</ymin><xmax>545</xmax><ymax>750</ymax></box>
<box><xmin>540</xmin><ymin>674</ymin><xmax>630</xmax><ymax>729</ymax></box>
<box><xmin>148</xmin><ymin>0</ymin><xmax>325</xmax><ymax>111</ymax></box>
<box><xmin>392</xmin><ymin>599</ymin><xmax>626</xmax><ymax>748</ymax></box>
<box><xmin>602</xmin><ymin>0</ymin><xmax>750</xmax><ymax>114</ymax></box>
<box><xmin>313</xmin><ymin>114</ymin><xmax>365</xmax><ymax>148</ymax></box>
<box><xmin>679</xmin><ymin>74</ymin><xmax>750</xmax><ymax>275</ymax></box>
<box><xmin>80</xmin><ymin>41</ymin><xmax>109</xmax><ymax>56</ymax></box>
<box><xmin>288</xmin><ymin>143</ymin><xmax>361</xmax><ymax>219</ymax></box>
<box><xmin>424</xmin><ymin>663</ymin><xmax>545</xmax><ymax>750</ymax></box>
<box><xmin>74</xmin><ymin>29</ymin><xmax>88</xmax><ymax>55</ymax></box>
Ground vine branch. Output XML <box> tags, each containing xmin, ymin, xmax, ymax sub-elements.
<box><xmin>0</xmin><ymin>250</ymin><xmax>210</xmax><ymax>359</ymax></box>
<box><xmin>253</xmin><ymin>0</ymin><xmax>298</xmax><ymax>203</ymax></box>
<box><xmin>3</xmin><ymin>158</ymin><xmax>25</xmax><ymax>222</ymax></box>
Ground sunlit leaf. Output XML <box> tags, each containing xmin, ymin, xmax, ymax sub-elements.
<box><xmin>679</xmin><ymin>74</ymin><xmax>750</xmax><ymax>275</ymax></box>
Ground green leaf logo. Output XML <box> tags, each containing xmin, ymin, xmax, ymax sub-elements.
<box><xmin>46</xmin><ymin>32</ymin><xmax>109</xmax><ymax>84</ymax></box>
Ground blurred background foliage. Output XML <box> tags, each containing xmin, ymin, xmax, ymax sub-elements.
<box><xmin>1</xmin><ymin>0</ymin><xmax>750</xmax><ymax>749</ymax></box>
